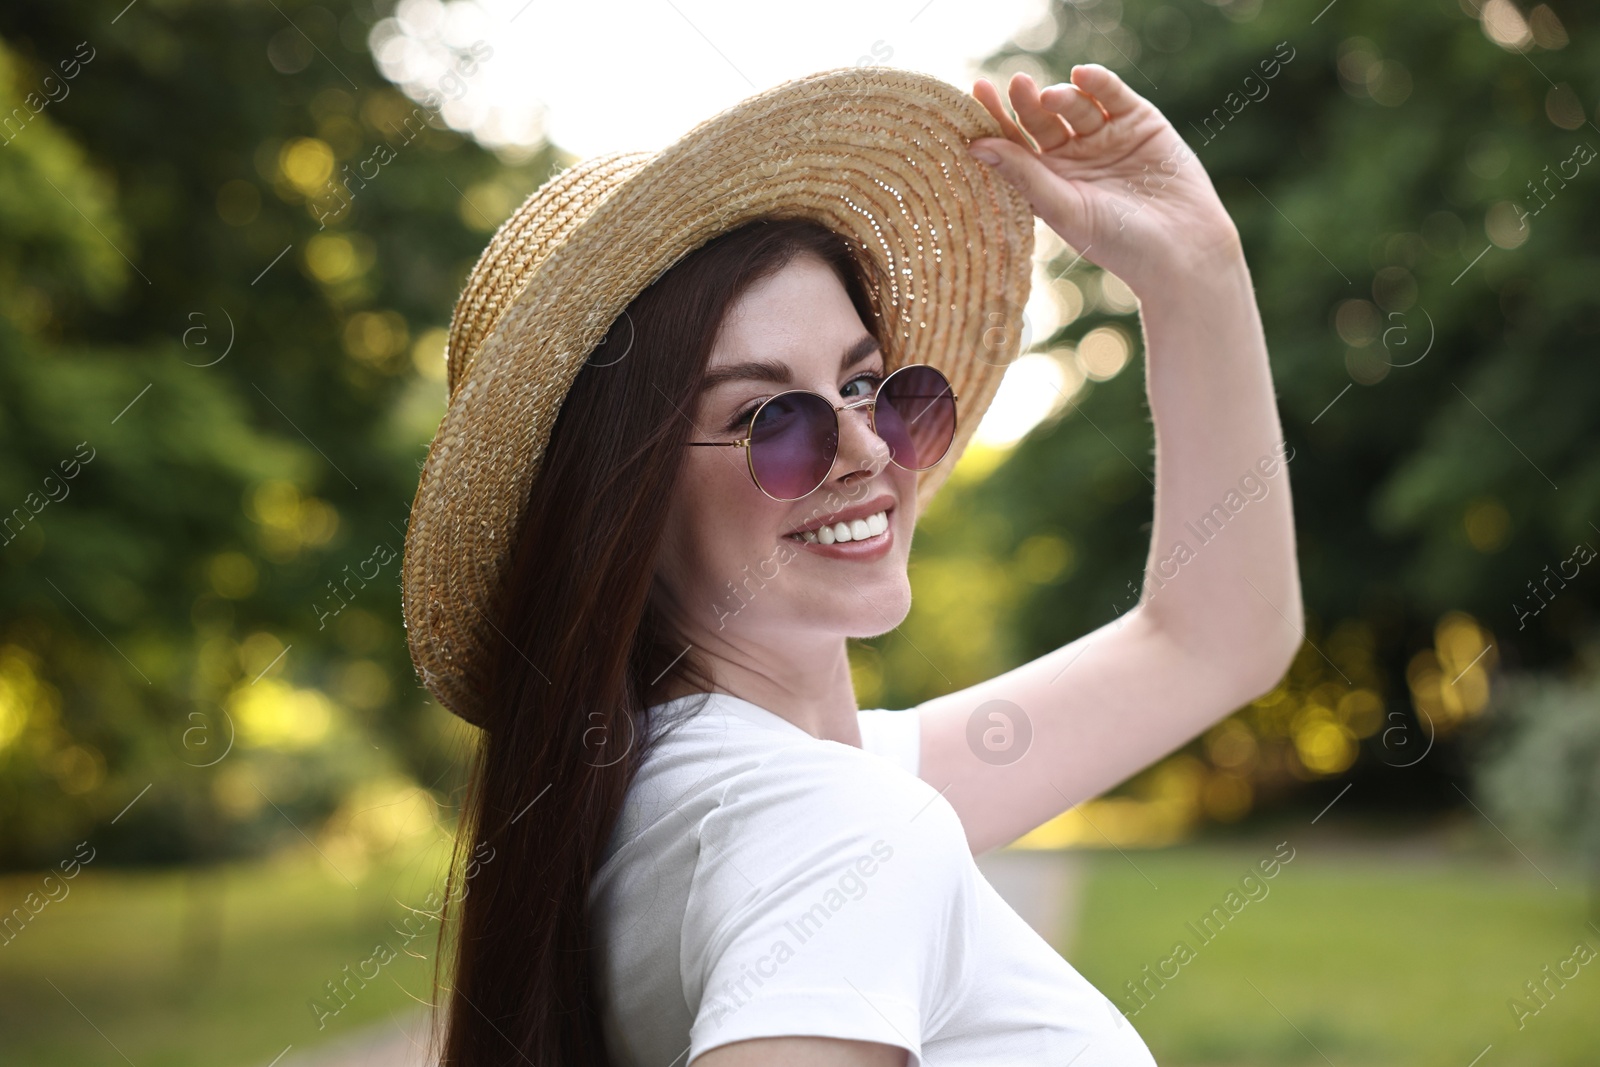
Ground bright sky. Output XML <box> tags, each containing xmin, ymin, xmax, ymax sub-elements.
<box><xmin>372</xmin><ymin>0</ymin><xmax>1106</xmax><ymax>448</ymax></box>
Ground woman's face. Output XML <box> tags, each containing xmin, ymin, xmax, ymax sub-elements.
<box><xmin>653</xmin><ymin>252</ymin><xmax>919</xmax><ymax>649</ymax></box>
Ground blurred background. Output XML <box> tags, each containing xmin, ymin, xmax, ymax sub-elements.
<box><xmin>0</xmin><ymin>0</ymin><xmax>1596</xmax><ymax>1064</ymax></box>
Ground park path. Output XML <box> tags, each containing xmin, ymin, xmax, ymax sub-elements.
<box><xmin>267</xmin><ymin>849</ymin><xmax>1086</xmax><ymax>1067</ymax></box>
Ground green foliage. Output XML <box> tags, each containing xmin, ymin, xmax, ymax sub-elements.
<box><xmin>882</xmin><ymin>0</ymin><xmax>1598</xmax><ymax>815</ymax></box>
<box><xmin>0</xmin><ymin>1</ymin><xmax>556</xmax><ymax>869</ymax></box>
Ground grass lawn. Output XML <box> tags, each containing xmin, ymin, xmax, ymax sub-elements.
<box><xmin>0</xmin><ymin>842</ymin><xmax>455</xmax><ymax>1067</ymax></box>
<box><xmin>2</xmin><ymin>822</ymin><xmax>1595</xmax><ymax>1066</ymax></box>
<box><xmin>1066</xmin><ymin>822</ymin><xmax>1600</xmax><ymax>1067</ymax></box>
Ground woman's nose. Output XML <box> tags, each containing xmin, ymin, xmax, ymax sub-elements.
<box><xmin>832</xmin><ymin>399</ymin><xmax>892</xmax><ymax>479</ymax></box>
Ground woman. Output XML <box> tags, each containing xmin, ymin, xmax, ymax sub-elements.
<box><xmin>405</xmin><ymin>64</ymin><xmax>1301</xmax><ymax>1065</ymax></box>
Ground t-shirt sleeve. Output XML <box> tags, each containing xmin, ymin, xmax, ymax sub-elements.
<box><xmin>680</xmin><ymin>747</ymin><xmax>980</xmax><ymax>1065</ymax></box>
<box><xmin>856</xmin><ymin>708</ymin><xmax>921</xmax><ymax>778</ymax></box>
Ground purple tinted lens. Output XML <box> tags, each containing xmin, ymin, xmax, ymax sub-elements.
<box><xmin>876</xmin><ymin>365</ymin><xmax>956</xmax><ymax>471</ymax></box>
<box><xmin>749</xmin><ymin>391</ymin><xmax>838</xmax><ymax>500</ymax></box>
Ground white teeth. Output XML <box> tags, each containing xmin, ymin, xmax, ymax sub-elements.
<box><xmin>791</xmin><ymin>509</ymin><xmax>889</xmax><ymax>545</ymax></box>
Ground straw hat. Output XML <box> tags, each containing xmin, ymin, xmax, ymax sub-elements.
<box><xmin>402</xmin><ymin>65</ymin><xmax>1036</xmax><ymax>726</ymax></box>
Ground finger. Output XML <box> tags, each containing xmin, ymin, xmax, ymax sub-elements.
<box><xmin>972</xmin><ymin>76</ymin><xmax>1039</xmax><ymax>152</ymax></box>
<box><xmin>1006</xmin><ymin>72</ymin><xmax>1073</xmax><ymax>154</ymax></box>
<box><xmin>1040</xmin><ymin>82</ymin><xmax>1109</xmax><ymax>138</ymax></box>
<box><xmin>1069</xmin><ymin>63</ymin><xmax>1147</xmax><ymax>121</ymax></box>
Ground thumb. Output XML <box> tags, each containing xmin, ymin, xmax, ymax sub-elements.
<box><xmin>966</xmin><ymin>134</ymin><xmax>1056</xmax><ymax>211</ymax></box>
<box><xmin>967</xmin><ymin>136</ymin><xmax>1079</xmax><ymax>235</ymax></box>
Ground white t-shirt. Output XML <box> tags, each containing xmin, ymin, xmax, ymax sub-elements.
<box><xmin>589</xmin><ymin>692</ymin><xmax>1159</xmax><ymax>1066</ymax></box>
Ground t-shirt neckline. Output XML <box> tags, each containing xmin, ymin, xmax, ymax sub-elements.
<box><xmin>653</xmin><ymin>690</ymin><xmax>823</xmax><ymax>743</ymax></box>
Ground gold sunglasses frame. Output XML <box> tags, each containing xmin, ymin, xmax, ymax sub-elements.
<box><xmin>685</xmin><ymin>363</ymin><xmax>960</xmax><ymax>502</ymax></box>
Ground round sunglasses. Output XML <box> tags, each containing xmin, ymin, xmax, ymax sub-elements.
<box><xmin>686</xmin><ymin>363</ymin><xmax>959</xmax><ymax>501</ymax></box>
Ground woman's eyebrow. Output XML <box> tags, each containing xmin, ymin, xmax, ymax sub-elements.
<box><xmin>698</xmin><ymin>334</ymin><xmax>882</xmax><ymax>393</ymax></box>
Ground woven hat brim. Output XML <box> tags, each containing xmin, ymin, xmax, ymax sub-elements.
<box><xmin>403</xmin><ymin>65</ymin><xmax>1036</xmax><ymax>725</ymax></box>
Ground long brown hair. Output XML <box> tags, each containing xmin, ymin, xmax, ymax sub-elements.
<box><xmin>431</xmin><ymin>215</ymin><xmax>885</xmax><ymax>1064</ymax></box>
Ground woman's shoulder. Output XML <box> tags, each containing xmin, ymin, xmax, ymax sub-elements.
<box><xmin>720</xmin><ymin>734</ymin><xmax>937</xmax><ymax>822</ymax></box>
<box><xmin>697</xmin><ymin>738</ymin><xmax>969</xmax><ymax>894</ymax></box>
<box><xmin>636</xmin><ymin>697</ymin><xmax>963</xmax><ymax>856</ymax></box>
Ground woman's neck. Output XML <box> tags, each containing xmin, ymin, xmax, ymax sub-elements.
<box><xmin>651</xmin><ymin>649</ymin><xmax>864</xmax><ymax>747</ymax></box>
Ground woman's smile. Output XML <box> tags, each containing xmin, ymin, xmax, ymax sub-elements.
<box><xmin>784</xmin><ymin>506</ymin><xmax>895</xmax><ymax>560</ymax></box>
<box><xmin>782</xmin><ymin>491</ymin><xmax>896</xmax><ymax>560</ymax></box>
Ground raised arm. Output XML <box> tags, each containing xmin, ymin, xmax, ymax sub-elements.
<box><xmin>914</xmin><ymin>64</ymin><xmax>1304</xmax><ymax>855</ymax></box>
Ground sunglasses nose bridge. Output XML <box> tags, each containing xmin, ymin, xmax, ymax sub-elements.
<box><xmin>836</xmin><ymin>394</ymin><xmax>876</xmax><ymax>421</ymax></box>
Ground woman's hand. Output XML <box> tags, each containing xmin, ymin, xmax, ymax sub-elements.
<box><xmin>969</xmin><ymin>64</ymin><xmax>1242</xmax><ymax>296</ymax></box>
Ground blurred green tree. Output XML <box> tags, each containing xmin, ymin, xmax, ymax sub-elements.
<box><xmin>0</xmin><ymin>1</ymin><xmax>558</xmax><ymax>869</ymax></box>
<box><xmin>880</xmin><ymin>0</ymin><xmax>1599</xmax><ymax>832</ymax></box>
